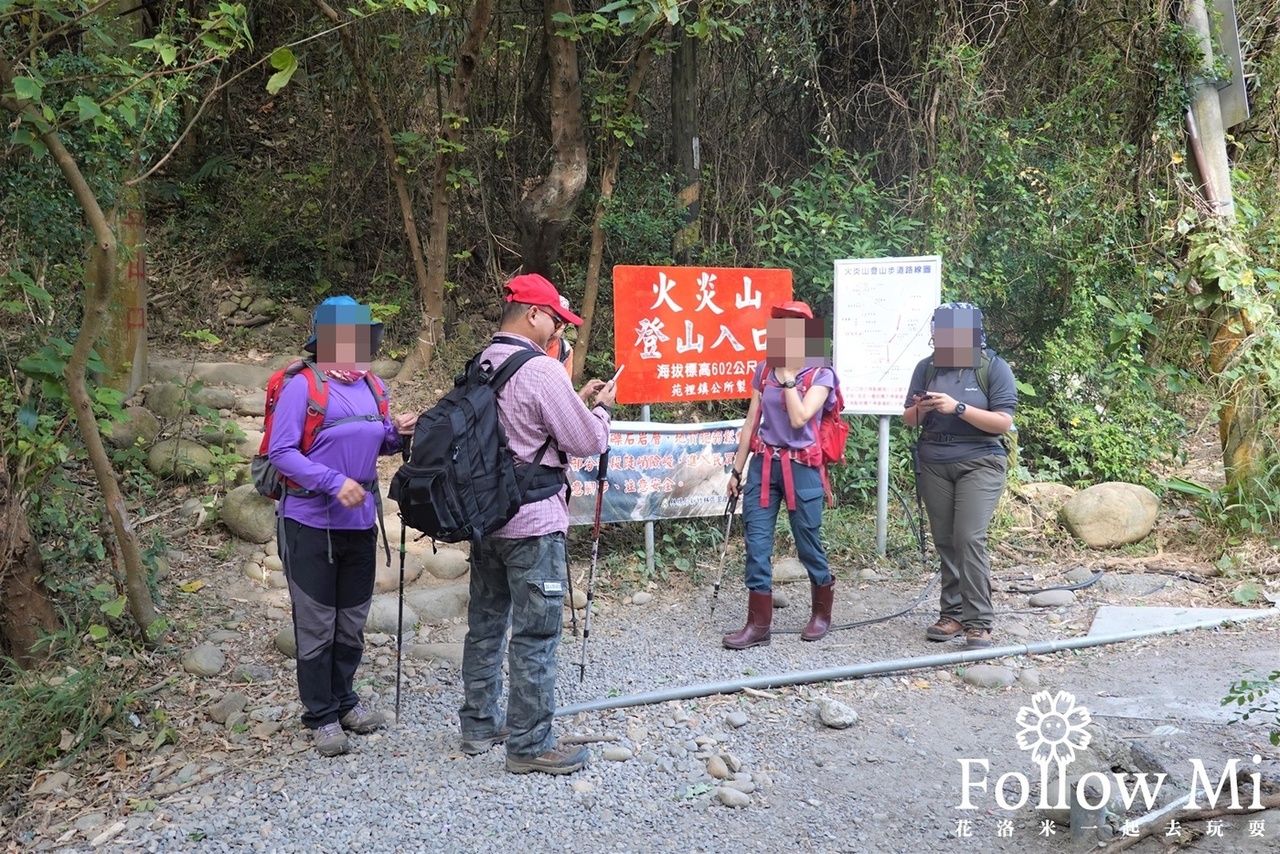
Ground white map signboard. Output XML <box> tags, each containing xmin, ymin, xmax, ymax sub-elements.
<box><xmin>833</xmin><ymin>255</ymin><xmax>942</xmax><ymax>415</ymax></box>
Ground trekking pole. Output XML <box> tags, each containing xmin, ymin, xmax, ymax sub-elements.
<box><xmin>578</xmin><ymin>449</ymin><xmax>609</xmax><ymax>683</ymax></box>
<box><xmin>911</xmin><ymin>432</ymin><xmax>928</xmax><ymax>567</ymax></box>
<box><xmin>709</xmin><ymin>493</ymin><xmax>738</xmax><ymax>617</ymax></box>
<box><xmin>565</xmin><ymin>545</ymin><xmax>579</xmax><ymax>638</ymax></box>
<box><xmin>395</xmin><ymin>432</ymin><xmax>411</xmax><ymax>720</ymax></box>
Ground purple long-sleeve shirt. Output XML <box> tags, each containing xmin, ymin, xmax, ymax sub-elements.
<box><xmin>267</xmin><ymin>372</ymin><xmax>401</xmax><ymax>530</ymax></box>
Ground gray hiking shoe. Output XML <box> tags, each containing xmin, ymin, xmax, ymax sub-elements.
<box><xmin>314</xmin><ymin>722</ymin><xmax>349</xmax><ymax>757</ymax></box>
<box><xmin>340</xmin><ymin>703</ymin><xmax>387</xmax><ymax>734</ymax></box>
<box><xmin>460</xmin><ymin>727</ymin><xmax>511</xmax><ymax>756</ymax></box>
<box><xmin>505</xmin><ymin>740</ymin><xmax>588</xmax><ymax>775</ymax></box>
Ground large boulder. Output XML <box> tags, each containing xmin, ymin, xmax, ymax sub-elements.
<box><xmin>147</xmin><ymin>438</ymin><xmax>214</xmax><ymax>480</ymax></box>
<box><xmin>1059</xmin><ymin>482</ymin><xmax>1158</xmax><ymax>548</ymax></box>
<box><xmin>374</xmin><ymin>552</ymin><xmax>425</xmax><ymax>593</ymax></box>
<box><xmin>105</xmin><ymin>406</ymin><xmax>161</xmax><ymax>449</ymax></box>
<box><xmin>191</xmin><ymin>362</ymin><xmax>274</xmax><ymax>389</ymax></box>
<box><xmin>221</xmin><ymin>484</ymin><xmax>278</xmax><ymax>544</ymax></box>
<box><xmin>366</xmin><ymin>595</ymin><xmax>419</xmax><ymax>635</ymax></box>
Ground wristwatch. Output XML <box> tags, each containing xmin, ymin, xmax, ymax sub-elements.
<box><xmin>955</xmin><ymin>403</ymin><xmax>967</xmax><ymax>416</ymax></box>
<box><xmin>781</xmin><ymin>379</ymin><xmax>797</xmax><ymax>389</ymax></box>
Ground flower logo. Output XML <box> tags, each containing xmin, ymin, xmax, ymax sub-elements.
<box><xmin>1015</xmin><ymin>690</ymin><xmax>1092</xmax><ymax>767</ymax></box>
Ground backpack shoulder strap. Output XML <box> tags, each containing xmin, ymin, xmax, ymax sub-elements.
<box><xmin>923</xmin><ymin>355</ymin><xmax>937</xmax><ymax>390</ymax></box>
<box><xmin>975</xmin><ymin>349</ymin><xmax>994</xmax><ymax>396</ymax></box>
<box><xmin>364</xmin><ymin>373</ymin><xmax>390</xmax><ymax>417</ymax></box>
<box><xmin>297</xmin><ymin>363</ymin><xmax>329</xmax><ymax>454</ymax></box>
<box><xmin>487</xmin><ymin>347</ymin><xmax>544</xmax><ymax>392</ymax></box>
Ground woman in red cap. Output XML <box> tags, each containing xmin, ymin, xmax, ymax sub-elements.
<box><xmin>724</xmin><ymin>300</ymin><xmax>840</xmax><ymax>648</ymax></box>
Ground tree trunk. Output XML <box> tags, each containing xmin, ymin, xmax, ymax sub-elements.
<box><xmin>0</xmin><ymin>471</ymin><xmax>58</xmax><ymax>667</ymax></box>
<box><xmin>1182</xmin><ymin>0</ymin><xmax>1254</xmax><ymax>489</ymax></box>
<box><xmin>574</xmin><ymin>35</ymin><xmax>660</xmax><ymax>383</ymax></box>
<box><xmin>671</xmin><ymin>5</ymin><xmax>700</xmax><ymax>264</ymax></box>
<box><xmin>399</xmin><ymin>0</ymin><xmax>496</xmax><ymax>381</ymax></box>
<box><xmin>516</xmin><ymin>0</ymin><xmax>588</xmax><ymax>275</ymax></box>
<box><xmin>313</xmin><ymin>0</ymin><xmax>432</xmax><ymax>379</ymax></box>
<box><xmin>0</xmin><ymin>54</ymin><xmax>160</xmax><ymax>639</ymax></box>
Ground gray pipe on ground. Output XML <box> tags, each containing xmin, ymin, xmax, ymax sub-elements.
<box><xmin>556</xmin><ymin>610</ymin><xmax>1278</xmax><ymax>717</ymax></box>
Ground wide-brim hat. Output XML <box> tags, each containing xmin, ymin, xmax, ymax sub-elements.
<box><xmin>303</xmin><ymin>295</ymin><xmax>385</xmax><ymax>353</ymax></box>
<box><xmin>504</xmin><ymin>273</ymin><xmax>584</xmax><ymax>326</ymax></box>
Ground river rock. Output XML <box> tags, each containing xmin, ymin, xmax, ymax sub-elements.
<box><xmin>1029</xmin><ymin>589</ymin><xmax>1076</xmax><ymax>607</ymax></box>
<box><xmin>231</xmin><ymin>664</ymin><xmax>273</xmax><ymax>683</ymax></box>
<box><xmin>147</xmin><ymin>438</ymin><xmax>214</xmax><ymax>480</ymax></box>
<box><xmin>1060</xmin><ymin>482</ymin><xmax>1159</xmax><ymax>548</ymax></box>
<box><xmin>371</xmin><ymin>359</ymin><xmax>402</xmax><ymax>379</ymax></box>
<box><xmin>182</xmin><ymin>643</ymin><xmax>225</xmax><ymax>677</ymax></box>
<box><xmin>631</xmin><ymin>591</ymin><xmax>653</xmax><ymax>605</ymax></box>
<box><xmin>208</xmin><ymin>692</ymin><xmax>248</xmax><ymax>724</ymax></box>
<box><xmin>716</xmin><ymin>787</ymin><xmax>750</xmax><ymax>808</ymax></box>
<box><xmin>105</xmin><ymin>406</ymin><xmax>161</xmax><ymax>449</ymax></box>
<box><xmin>405</xmin><ymin>585</ymin><xmax>470</xmax><ymax>624</ymax></box>
<box><xmin>366</xmin><ymin>596</ymin><xmax>418</xmax><ymax>635</ymax></box>
<box><xmin>816</xmin><ymin>697</ymin><xmax>858</xmax><ymax>729</ymax></box>
<box><xmin>420</xmin><ymin>547</ymin><xmax>470</xmax><ymax>581</ymax></box>
<box><xmin>406</xmin><ymin>643</ymin><xmax>464</xmax><ymax>667</ymax></box>
<box><xmin>193</xmin><ymin>386</ymin><xmax>238</xmax><ymax>411</ymax></box>
<box><xmin>274</xmin><ymin>627</ymin><xmax>297</xmax><ymax>659</ymax></box>
<box><xmin>221</xmin><ymin>484</ymin><xmax>277</xmax><ymax>544</ymax></box>
<box><xmin>773</xmin><ymin>556</ymin><xmax>807</xmax><ymax>583</ymax></box>
<box><xmin>962</xmin><ymin>664</ymin><xmax>1017</xmax><ymax>689</ymax></box>
<box><xmin>374</xmin><ymin>553</ymin><xmax>424</xmax><ymax>594</ymax></box>
<box><xmin>146</xmin><ymin>382</ymin><xmax>189</xmax><ymax>420</ymax></box>
<box><xmin>190</xmin><ymin>362</ymin><xmax>274</xmax><ymax>389</ymax></box>
<box><xmin>234</xmin><ymin>391</ymin><xmax>266</xmax><ymax>417</ymax></box>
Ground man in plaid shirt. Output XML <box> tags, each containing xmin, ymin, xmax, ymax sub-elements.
<box><xmin>459</xmin><ymin>273</ymin><xmax>617</xmax><ymax>775</ymax></box>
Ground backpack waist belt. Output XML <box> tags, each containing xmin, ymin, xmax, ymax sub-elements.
<box><xmin>753</xmin><ymin>443</ymin><xmax>823</xmax><ymax>511</ymax></box>
<box><xmin>921</xmin><ymin>431</ymin><xmax>999</xmax><ymax>444</ymax></box>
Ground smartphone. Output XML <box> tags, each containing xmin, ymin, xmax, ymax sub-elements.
<box><xmin>610</xmin><ymin>364</ymin><xmax>626</xmax><ymax>384</ymax></box>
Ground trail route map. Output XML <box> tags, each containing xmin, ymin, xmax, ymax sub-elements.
<box><xmin>833</xmin><ymin>255</ymin><xmax>942</xmax><ymax>415</ymax></box>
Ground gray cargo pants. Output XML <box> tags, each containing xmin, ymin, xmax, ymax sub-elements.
<box><xmin>917</xmin><ymin>454</ymin><xmax>1006</xmax><ymax>629</ymax></box>
<box><xmin>459</xmin><ymin>533</ymin><xmax>568</xmax><ymax>759</ymax></box>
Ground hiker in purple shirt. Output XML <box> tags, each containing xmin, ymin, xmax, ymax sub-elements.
<box><xmin>268</xmin><ymin>296</ymin><xmax>416</xmax><ymax>757</ymax></box>
<box><xmin>458</xmin><ymin>273</ymin><xmax>617</xmax><ymax>776</ymax></box>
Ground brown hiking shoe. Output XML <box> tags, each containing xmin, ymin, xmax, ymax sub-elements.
<box><xmin>505</xmin><ymin>740</ymin><xmax>589</xmax><ymax>775</ymax></box>
<box><xmin>461</xmin><ymin>727</ymin><xmax>511</xmax><ymax>756</ymax></box>
<box><xmin>925</xmin><ymin>616</ymin><xmax>963</xmax><ymax>642</ymax></box>
<box><xmin>339</xmin><ymin>703</ymin><xmax>387</xmax><ymax>734</ymax></box>
<box><xmin>965</xmin><ymin>628</ymin><xmax>993</xmax><ymax>649</ymax></box>
<box><xmin>314</xmin><ymin>722</ymin><xmax>349</xmax><ymax>757</ymax></box>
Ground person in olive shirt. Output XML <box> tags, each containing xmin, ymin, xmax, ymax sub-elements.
<box><xmin>902</xmin><ymin>302</ymin><xmax>1016</xmax><ymax>650</ymax></box>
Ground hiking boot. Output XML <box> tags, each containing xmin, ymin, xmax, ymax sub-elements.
<box><xmin>801</xmin><ymin>579</ymin><xmax>836</xmax><ymax>642</ymax></box>
<box><xmin>314</xmin><ymin>722</ymin><xmax>349</xmax><ymax>757</ymax></box>
<box><xmin>339</xmin><ymin>703</ymin><xmax>387</xmax><ymax>734</ymax></box>
<box><xmin>461</xmin><ymin>727</ymin><xmax>511</xmax><ymax>756</ymax></box>
<box><xmin>965</xmin><ymin>628</ymin><xmax>993</xmax><ymax>649</ymax></box>
<box><xmin>505</xmin><ymin>740</ymin><xmax>589</xmax><ymax>775</ymax></box>
<box><xmin>925</xmin><ymin>616</ymin><xmax>963</xmax><ymax>642</ymax></box>
<box><xmin>722</xmin><ymin>591</ymin><xmax>773</xmax><ymax>650</ymax></box>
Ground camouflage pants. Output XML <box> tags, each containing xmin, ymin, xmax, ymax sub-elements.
<box><xmin>459</xmin><ymin>533</ymin><xmax>568</xmax><ymax>758</ymax></box>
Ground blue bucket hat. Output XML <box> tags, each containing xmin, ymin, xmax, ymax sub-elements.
<box><xmin>303</xmin><ymin>295</ymin><xmax>385</xmax><ymax>354</ymax></box>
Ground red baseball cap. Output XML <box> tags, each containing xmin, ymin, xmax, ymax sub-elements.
<box><xmin>771</xmin><ymin>300</ymin><xmax>813</xmax><ymax>319</ymax></box>
<box><xmin>504</xmin><ymin>273</ymin><xmax>584</xmax><ymax>326</ymax></box>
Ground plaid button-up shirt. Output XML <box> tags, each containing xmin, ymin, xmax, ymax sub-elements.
<box><xmin>482</xmin><ymin>333</ymin><xmax>611</xmax><ymax>538</ymax></box>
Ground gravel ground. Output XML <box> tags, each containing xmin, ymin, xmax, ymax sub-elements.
<box><xmin>31</xmin><ymin>569</ymin><xmax>1280</xmax><ymax>854</ymax></box>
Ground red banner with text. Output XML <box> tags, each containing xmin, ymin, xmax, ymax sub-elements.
<box><xmin>612</xmin><ymin>266</ymin><xmax>792</xmax><ymax>405</ymax></box>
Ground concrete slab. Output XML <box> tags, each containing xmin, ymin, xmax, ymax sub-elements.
<box><xmin>1088</xmin><ymin>604</ymin><xmax>1280</xmax><ymax>637</ymax></box>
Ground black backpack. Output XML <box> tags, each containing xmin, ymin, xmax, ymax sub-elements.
<box><xmin>389</xmin><ymin>342</ymin><xmax>567</xmax><ymax>548</ymax></box>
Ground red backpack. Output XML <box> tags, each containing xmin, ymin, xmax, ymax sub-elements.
<box><xmin>749</xmin><ymin>366</ymin><xmax>849</xmax><ymax>507</ymax></box>
<box><xmin>251</xmin><ymin>360</ymin><xmax>389</xmax><ymax>500</ymax></box>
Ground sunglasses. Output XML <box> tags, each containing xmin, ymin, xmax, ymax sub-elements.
<box><xmin>537</xmin><ymin>305</ymin><xmax>566</xmax><ymax>332</ymax></box>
